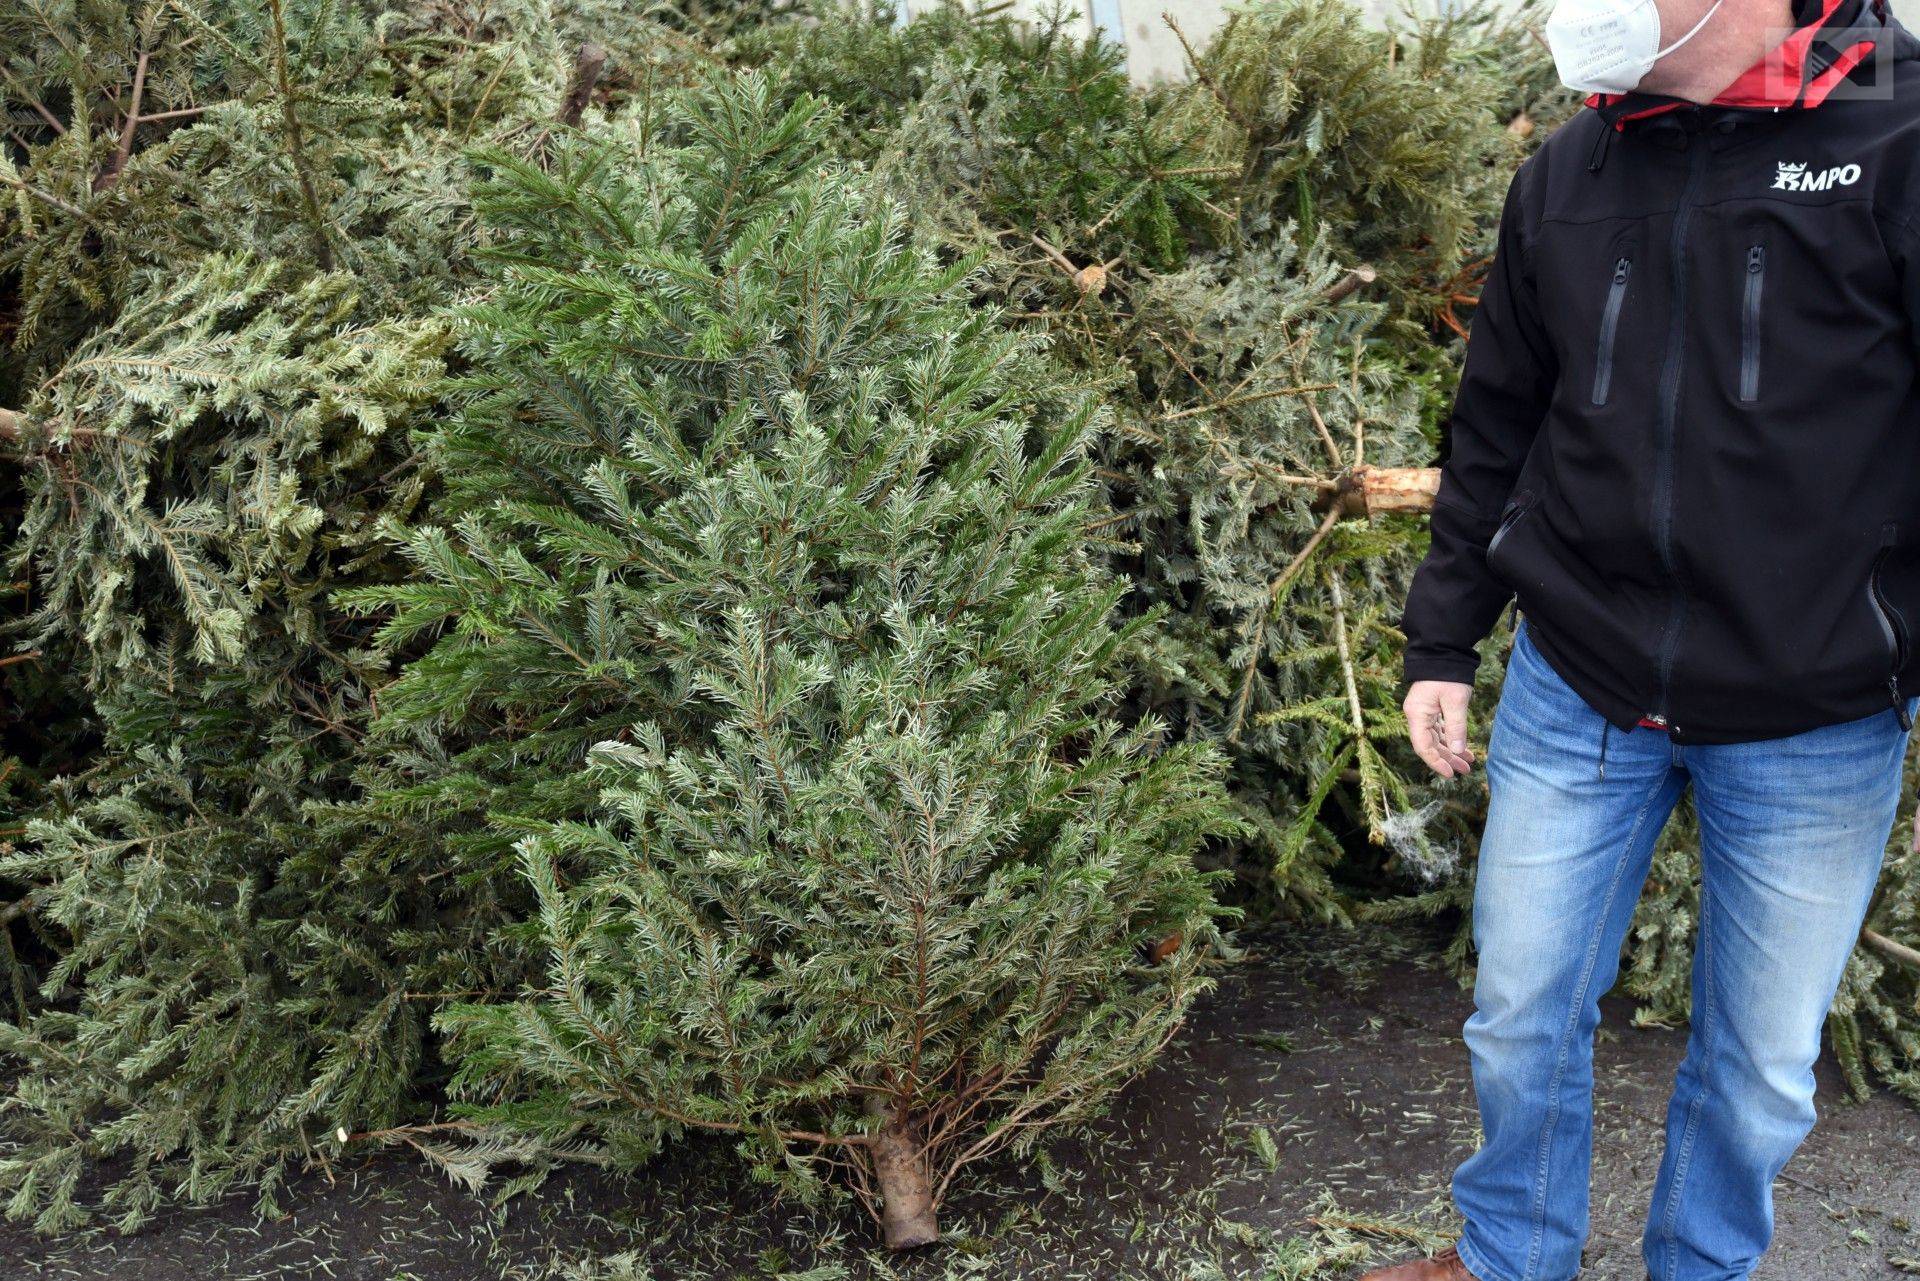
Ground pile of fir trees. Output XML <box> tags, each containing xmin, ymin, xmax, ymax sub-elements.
<box><xmin>2</xmin><ymin>0</ymin><xmax>1919</xmax><ymax>1249</ymax></box>
<box><xmin>738</xmin><ymin>0</ymin><xmax>1569</xmax><ymax>903</ymax></box>
<box><xmin>0</xmin><ymin>0</ymin><xmax>651</xmax><ymax>1228</ymax></box>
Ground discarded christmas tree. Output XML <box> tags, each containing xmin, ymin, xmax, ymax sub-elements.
<box><xmin>0</xmin><ymin>0</ymin><xmax>596</xmax><ymax>1228</ymax></box>
<box><xmin>756</xmin><ymin>0</ymin><xmax>1559</xmax><ymax>903</ymax></box>
<box><xmin>355</xmin><ymin>73</ymin><xmax>1238</xmax><ymax>1246</ymax></box>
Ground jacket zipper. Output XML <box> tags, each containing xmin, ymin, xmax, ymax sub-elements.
<box><xmin>1485</xmin><ymin>490</ymin><xmax>1536</xmax><ymax>562</ymax></box>
<box><xmin>1490</xmin><ymin>494</ymin><xmax>1537</xmax><ymax>633</ymax></box>
<box><xmin>1869</xmin><ymin>522</ymin><xmax>1913</xmax><ymax>729</ymax></box>
<box><xmin>1648</xmin><ymin>132</ymin><xmax>1711</xmax><ymax>733</ymax></box>
<box><xmin>1591</xmin><ymin>256</ymin><xmax>1631</xmax><ymax>406</ymax></box>
<box><xmin>1739</xmin><ymin>244</ymin><xmax>1765</xmax><ymax>402</ymax></box>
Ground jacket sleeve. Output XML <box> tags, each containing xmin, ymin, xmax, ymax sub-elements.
<box><xmin>1398</xmin><ymin>165</ymin><xmax>1558</xmax><ymax>687</ymax></box>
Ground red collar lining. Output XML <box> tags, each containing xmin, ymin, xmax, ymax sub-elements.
<box><xmin>1584</xmin><ymin>0</ymin><xmax>1877</xmax><ymax>126</ymax></box>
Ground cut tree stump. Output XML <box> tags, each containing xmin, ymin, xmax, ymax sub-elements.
<box><xmin>866</xmin><ymin>1097</ymin><xmax>938</xmax><ymax>1250</ymax></box>
<box><xmin>1312</xmin><ymin>464</ymin><xmax>1440</xmax><ymax>520</ymax></box>
<box><xmin>1323</xmin><ymin>263</ymin><xmax>1377</xmax><ymax>305</ymax></box>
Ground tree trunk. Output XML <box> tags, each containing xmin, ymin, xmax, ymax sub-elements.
<box><xmin>559</xmin><ymin>43</ymin><xmax>608</xmax><ymax>127</ymax></box>
<box><xmin>865</xmin><ymin>1097</ymin><xmax>937</xmax><ymax>1250</ymax></box>
<box><xmin>1313</xmin><ymin>464</ymin><xmax>1440</xmax><ymax>520</ymax></box>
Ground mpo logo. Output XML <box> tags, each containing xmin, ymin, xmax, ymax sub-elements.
<box><xmin>1772</xmin><ymin>161</ymin><xmax>1862</xmax><ymax>192</ymax></box>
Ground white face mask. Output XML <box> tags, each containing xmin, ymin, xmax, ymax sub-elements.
<box><xmin>1545</xmin><ymin>0</ymin><xmax>1727</xmax><ymax>95</ymax></box>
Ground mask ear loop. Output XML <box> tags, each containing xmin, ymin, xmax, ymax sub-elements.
<box><xmin>1654</xmin><ymin>0</ymin><xmax>1726</xmax><ymax>59</ymax></box>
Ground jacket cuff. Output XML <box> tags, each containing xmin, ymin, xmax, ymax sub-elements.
<box><xmin>1402</xmin><ymin>649</ymin><xmax>1482</xmax><ymax>687</ymax></box>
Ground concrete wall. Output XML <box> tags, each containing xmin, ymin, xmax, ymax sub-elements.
<box><xmin>1110</xmin><ymin>0</ymin><xmax>1232</xmax><ymax>84</ymax></box>
<box><xmin>891</xmin><ymin>0</ymin><xmax>1226</xmax><ymax>83</ymax></box>
<box><xmin>893</xmin><ymin>0</ymin><xmax>1920</xmax><ymax>86</ymax></box>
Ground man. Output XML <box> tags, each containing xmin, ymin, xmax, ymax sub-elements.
<box><xmin>1370</xmin><ymin>1</ymin><xmax>1920</xmax><ymax>1279</ymax></box>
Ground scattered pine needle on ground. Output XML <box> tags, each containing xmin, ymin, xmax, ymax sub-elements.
<box><xmin>4</xmin><ymin>924</ymin><xmax>1913</xmax><ymax>1281</ymax></box>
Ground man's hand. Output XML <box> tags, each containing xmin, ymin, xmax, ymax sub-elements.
<box><xmin>1404</xmin><ymin>680</ymin><xmax>1476</xmax><ymax>778</ymax></box>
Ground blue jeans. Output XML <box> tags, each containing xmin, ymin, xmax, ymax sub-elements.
<box><xmin>1453</xmin><ymin>618</ymin><xmax>1913</xmax><ymax>1281</ymax></box>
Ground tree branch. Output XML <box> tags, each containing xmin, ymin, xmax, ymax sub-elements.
<box><xmin>266</xmin><ymin>0</ymin><xmax>337</xmax><ymax>271</ymax></box>
<box><xmin>96</xmin><ymin>47</ymin><xmax>152</xmax><ymax>191</ymax></box>
<box><xmin>1862</xmin><ymin>926</ymin><xmax>1920</xmax><ymax>972</ymax></box>
<box><xmin>0</xmin><ymin>172</ymin><xmax>84</xmax><ymax>218</ymax></box>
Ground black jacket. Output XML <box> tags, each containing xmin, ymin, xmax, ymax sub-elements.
<box><xmin>1400</xmin><ymin>0</ymin><xmax>1920</xmax><ymax>743</ymax></box>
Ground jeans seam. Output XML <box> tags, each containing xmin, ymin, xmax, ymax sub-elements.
<box><xmin>1654</xmin><ymin>879</ymin><xmax>1719</xmax><ymax>1281</ymax></box>
<box><xmin>1520</xmin><ymin>767</ymin><xmax>1669</xmax><ymax>1280</ymax></box>
<box><xmin>1457</xmin><ymin>1232</ymin><xmax>1523</xmax><ymax>1281</ymax></box>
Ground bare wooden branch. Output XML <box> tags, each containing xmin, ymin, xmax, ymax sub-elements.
<box><xmin>96</xmin><ymin>47</ymin><xmax>152</xmax><ymax>191</ymax></box>
<box><xmin>0</xmin><ymin>67</ymin><xmax>64</xmax><ymax>136</ymax></box>
<box><xmin>0</xmin><ymin>172</ymin><xmax>85</xmax><ymax>218</ymax></box>
<box><xmin>1862</xmin><ymin>926</ymin><xmax>1920</xmax><ymax>972</ymax></box>
<box><xmin>1306</xmin><ymin>1212</ymin><xmax>1429</xmax><ymax>1242</ymax></box>
<box><xmin>1160</xmin><ymin>381</ymin><xmax>1337</xmax><ymax>423</ymax></box>
<box><xmin>0</xmin><ymin>410</ymin><xmax>109</xmax><ymax>451</ymax></box>
<box><xmin>1303</xmin><ymin>391</ymin><xmax>1343</xmax><ymax>467</ymax></box>
<box><xmin>266</xmin><ymin>0</ymin><xmax>336</xmax><ymax>271</ymax></box>
<box><xmin>1267</xmin><ymin>502</ymin><xmax>1343</xmax><ymax>602</ymax></box>
<box><xmin>1328</xmin><ymin>572</ymin><xmax>1369</xmax><ymax>761</ymax></box>
<box><xmin>136</xmin><ymin>104</ymin><xmax>214</xmax><ymax>125</ymax></box>
<box><xmin>1164</xmin><ymin>12</ymin><xmax>1254</xmax><ymax>133</ymax></box>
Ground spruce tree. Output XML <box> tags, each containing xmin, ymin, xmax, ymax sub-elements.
<box><xmin>352</xmin><ymin>72</ymin><xmax>1239</xmax><ymax>1246</ymax></box>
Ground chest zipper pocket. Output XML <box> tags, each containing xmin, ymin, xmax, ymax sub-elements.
<box><xmin>1740</xmin><ymin>245</ymin><xmax>1765</xmax><ymax>402</ymax></box>
<box><xmin>1591</xmin><ymin>256</ymin><xmax>1631</xmax><ymax>406</ymax></box>
<box><xmin>1868</xmin><ymin>521</ymin><xmax>1913</xmax><ymax>729</ymax></box>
